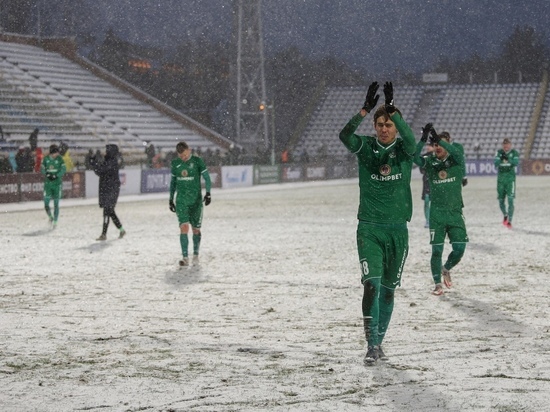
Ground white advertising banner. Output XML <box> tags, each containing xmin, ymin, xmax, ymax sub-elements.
<box><xmin>221</xmin><ymin>165</ymin><xmax>254</xmax><ymax>189</ymax></box>
<box><xmin>85</xmin><ymin>168</ymin><xmax>142</xmax><ymax>198</ymax></box>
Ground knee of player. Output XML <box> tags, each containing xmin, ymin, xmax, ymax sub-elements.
<box><xmin>452</xmin><ymin>242</ymin><xmax>466</xmax><ymax>258</ymax></box>
<box><xmin>431</xmin><ymin>244</ymin><xmax>444</xmax><ymax>258</ymax></box>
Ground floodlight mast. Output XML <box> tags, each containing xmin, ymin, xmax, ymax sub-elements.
<box><xmin>233</xmin><ymin>0</ymin><xmax>269</xmax><ymax>155</ymax></box>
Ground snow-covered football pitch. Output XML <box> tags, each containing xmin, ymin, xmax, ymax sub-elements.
<box><xmin>1</xmin><ymin>175</ymin><xmax>549</xmax><ymax>412</ymax></box>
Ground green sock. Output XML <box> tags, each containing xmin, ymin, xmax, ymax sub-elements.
<box><xmin>180</xmin><ymin>234</ymin><xmax>188</xmax><ymax>257</ymax></box>
<box><xmin>507</xmin><ymin>197</ymin><xmax>514</xmax><ymax>222</ymax></box>
<box><xmin>431</xmin><ymin>244</ymin><xmax>444</xmax><ymax>284</ymax></box>
<box><xmin>377</xmin><ymin>286</ymin><xmax>395</xmax><ymax>346</ymax></box>
<box><xmin>192</xmin><ymin>233</ymin><xmax>201</xmax><ymax>255</ymax></box>
<box><xmin>53</xmin><ymin>198</ymin><xmax>60</xmax><ymax>221</ymax></box>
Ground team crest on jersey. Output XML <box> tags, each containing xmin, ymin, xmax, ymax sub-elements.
<box><xmin>181</xmin><ymin>170</ymin><xmax>188</xmax><ymax>177</ymax></box>
<box><xmin>379</xmin><ymin>164</ymin><xmax>391</xmax><ymax>176</ymax></box>
<box><xmin>438</xmin><ymin>170</ymin><xmax>448</xmax><ymax>179</ymax></box>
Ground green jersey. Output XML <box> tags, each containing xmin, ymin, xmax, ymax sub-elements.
<box><xmin>414</xmin><ymin>140</ymin><xmax>465</xmax><ymax>212</ymax></box>
<box><xmin>340</xmin><ymin>112</ymin><xmax>416</xmax><ymax>224</ymax></box>
<box><xmin>169</xmin><ymin>155</ymin><xmax>211</xmax><ymax>205</ymax></box>
<box><xmin>494</xmin><ymin>148</ymin><xmax>519</xmax><ymax>182</ymax></box>
<box><xmin>41</xmin><ymin>155</ymin><xmax>66</xmax><ymax>187</ymax></box>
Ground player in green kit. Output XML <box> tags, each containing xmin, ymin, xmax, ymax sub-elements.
<box><xmin>414</xmin><ymin>126</ymin><xmax>468</xmax><ymax>296</ymax></box>
<box><xmin>494</xmin><ymin>138</ymin><xmax>519</xmax><ymax>229</ymax></box>
<box><xmin>169</xmin><ymin>141</ymin><xmax>212</xmax><ymax>267</ymax></box>
<box><xmin>40</xmin><ymin>144</ymin><xmax>66</xmax><ymax>228</ymax></box>
<box><xmin>340</xmin><ymin>81</ymin><xmax>416</xmax><ymax>365</ymax></box>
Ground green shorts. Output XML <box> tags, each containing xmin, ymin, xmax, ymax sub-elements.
<box><xmin>429</xmin><ymin>208</ymin><xmax>469</xmax><ymax>245</ymax></box>
<box><xmin>176</xmin><ymin>199</ymin><xmax>203</xmax><ymax>228</ymax></box>
<box><xmin>356</xmin><ymin>221</ymin><xmax>409</xmax><ymax>289</ymax></box>
<box><xmin>497</xmin><ymin>178</ymin><xmax>516</xmax><ymax>199</ymax></box>
<box><xmin>43</xmin><ymin>182</ymin><xmax>63</xmax><ymax>200</ymax></box>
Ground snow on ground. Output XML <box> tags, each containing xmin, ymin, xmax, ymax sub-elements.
<box><xmin>1</xmin><ymin>176</ymin><xmax>549</xmax><ymax>412</ymax></box>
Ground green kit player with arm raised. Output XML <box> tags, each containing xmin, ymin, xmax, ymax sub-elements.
<box><xmin>339</xmin><ymin>81</ymin><xmax>416</xmax><ymax>365</ymax></box>
<box><xmin>494</xmin><ymin>138</ymin><xmax>519</xmax><ymax>229</ymax></box>
<box><xmin>414</xmin><ymin>126</ymin><xmax>468</xmax><ymax>296</ymax></box>
<box><xmin>40</xmin><ymin>144</ymin><xmax>66</xmax><ymax>228</ymax></box>
<box><xmin>169</xmin><ymin>141</ymin><xmax>212</xmax><ymax>267</ymax></box>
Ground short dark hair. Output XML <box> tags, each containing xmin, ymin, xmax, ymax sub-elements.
<box><xmin>372</xmin><ymin>104</ymin><xmax>402</xmax><ymax>123</ymax></box>
<box><xmin>176</xmin><ymin>141</ymin><xmax>189</xmax><ymax>153</ymax></box>
<box><xmin>439</xmin><ymin>131</ymin><xmax>451</xmax><ymax>142</ymax></box>
<box><xmin>503</xmin><ymin>138</ymin><xmax>511</xmax><ymax>144</ymax></box>
<box><xmin>49</xmin><ymin>144</ymin><xmax>59</xmax><ymax>154</ymax></box>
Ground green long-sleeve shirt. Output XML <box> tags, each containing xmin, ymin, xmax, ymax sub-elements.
<box><xmin>169</xmin><ymin>155</ymin><xmax>211</xmax><ymax>205</ymax></box>
<box><xmin>494</xmin><ymin>148</ymin><xmax>519</xmax><ymax>182</ymax></box>
<box><xmin>414</xmin><ymin>140</ymin><xmax>465</xmax><ymax>212</ymax></box>
<box><xmin>339</xmin><ymin>112</ymin><xmax>416</xmax><ymax>224</ymax></box>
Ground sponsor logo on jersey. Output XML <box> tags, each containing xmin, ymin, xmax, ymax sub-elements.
<box><xmin>181</xmin><ymin>170</ymin><xmax>188</xmax><ymax>177</ymax></box>
<box><xmin>438</xmin><ymin>170</ymin><xmax>448</xmax><ymax>179</ymax></box>
<box><xmin>371</xmin><ymin>172</ymin><xmax>403</xmax><ymax>181</ymax></box>
<box><xmin>379</xmin><ymin>164</ymin><xmax>391</xmax><ymax>176</ymax></box>
<box><xmin>432</xmin><ymin>176</ymin><xmax>457</xmax><ymax>184</ymax></box>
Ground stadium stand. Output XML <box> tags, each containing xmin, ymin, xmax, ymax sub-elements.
<box><xmin>531</xmin><ymin>88</ymin><xmax>550</xmax><ymax>159</ymax></box>
<box><xmin>0</xmin><ymin>39</ymin><xmax>231</xmax><ymax>163</ymax></box>
<box><xmin>293</xmin><ymin>85</ymin><xmax>422</xmax><ymax>160</ymax></box>
<box><xmin>293</xmin><ymin>80</ymin><xmax>549</xmax><ymax>162</ymax></box>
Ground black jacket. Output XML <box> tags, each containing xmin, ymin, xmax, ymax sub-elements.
<box><xmin>92</xmin><ymin>144</ymin><xmax>121</xmax><ymax>208</ymax></box>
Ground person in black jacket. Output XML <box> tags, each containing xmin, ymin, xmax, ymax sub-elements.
<box><xmin>91</xmin><ymin>144</ymin><xmax>126</xmax><ymax>241</ymax></box>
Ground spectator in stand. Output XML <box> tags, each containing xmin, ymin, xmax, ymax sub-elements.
<box><xmin>0</xmin><ymin>125</ymin><xmax>4</xmax><ymax>141</ymax></box>
<box><xmin>164</xmin><ymin>150</ymin><xmax>176</xmax><ymax>167</ymax></box>
<box><xmin>28</xmin><ymin>128</ymin><xmax>42</xmax><ymax>173</ymax></box>
<box><xmin>84</xmin><ymin>149</ymin><xmax>95</xmax><ymax>170</ymax></box>
<box><xmin>15</xmin><ymin>147</ymin><xmax>34</xmax><ymax>173</ymax></box>
<box><xmin>145</xmin><ymin>141</ymin><xmax>156</xmax><ymax>168</ymax></box>
<box><xmin>59</xmin><ymin>142</ymin><xmax>74</xmax><ymax>172</ymax></box>
<box><xmin>0</xmin><ymin>152</ymin><xmax>14</xmax><ymax>173</ymax></box>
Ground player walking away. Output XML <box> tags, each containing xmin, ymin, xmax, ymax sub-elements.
<box><xmin>169</xmin><ymin>141</ymin><xmax>212</xmax><ymax>267</ymax></box>
<box><xmin>40</xmin><ymin>144</ymin><xmax>66</xmax><ymax>228</ymax></box>
<box><xmin>420</xmin><ymin>144</ymin><xmax>434</xmax><ymax>228</ymax></box>
<box><xmin>414</xmin><ymin>126</ymin><xmax>468</xmax><ymax>296</ymax></box>
<box><xmin>339</xmin><ymin>82</ymin><xmax>416</xmax><ymax>365</ymax></box>
<box><xmin>91</xmin><ymin>144</ymin><xmax>126</xmax><ymax>241</ymax></box>
<box><xmin>494</xmin><ymin>138</ymin><xmax>519</xmax><ymax>229</ymax></box>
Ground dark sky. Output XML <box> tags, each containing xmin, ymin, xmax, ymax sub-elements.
<box><xmin>68</xmin><ymin>0</ymin><xmax>550</xmax><ymax>74</ymax></box>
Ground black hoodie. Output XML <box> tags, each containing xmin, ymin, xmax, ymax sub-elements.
<box><xmin>93</xmin><ymin>144</ymin><xmax>121</xmax><ymax>208</ymax></box>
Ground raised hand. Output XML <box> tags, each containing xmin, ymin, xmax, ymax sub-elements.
<box><xmin>362</xmin><ymin>82</ymin><xmax>380</xmax><ymax>113</ymax></box>
<box><xmin>429</xmin><ymin>126</ymin><xmax>441</xmax><ymax>145</ymax></box>
<box><xmin>421</xmin><ymin>123</ymin><xmax>433</xmax><ymax>142</ymax></box>
<box><xmin>383</xmin><ymin>81</ymin><xmax>395</xmax><ymax>114</ymax></box>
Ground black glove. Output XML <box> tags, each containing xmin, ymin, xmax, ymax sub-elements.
<box><xmin>169</xmin><ymin>200</ymin><xmax>176</xmax><ymax>213</ymax></box>
<box><xmin>462</xmin><ymin>177</ymin><xmax>468</xmax><ymax>187</ymax></box>
<box><xmin>203</xmin><ymin>192</ymin><xmax>211</xmax><ymax>206</ymax></box>
<box><xmin>383</xmin><ymin>81</ymin><xmax>396</xmax><ymax>114</ymax></box>
<box><xmin>362</xmin><ymin>81</ymin><xmax>380</xmax><ymax>113</ymax></box>
<box><xmin>421</xmin><ymin>123</ymin><xmax>433</xmax><ymax>143</ymax></box>
<box><xmin>500</xmin><ymin>152</ymin><xmax>508</xmax><ymax>161</ymax></box>
<box><xmin>46</xmin><ymin>173</ymin><xmax>57</xmax><ymax>181</ymax></box>
<box><xmin>429</xmin><ymin>127</ymin><xmax>441</xmax><ymax>145</ymax></box>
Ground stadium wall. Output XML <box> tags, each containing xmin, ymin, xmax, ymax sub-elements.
<box><xmin>2</xmin><ymin>159</ymin><xmax>550</xmax><ymax>204</ymax></box>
